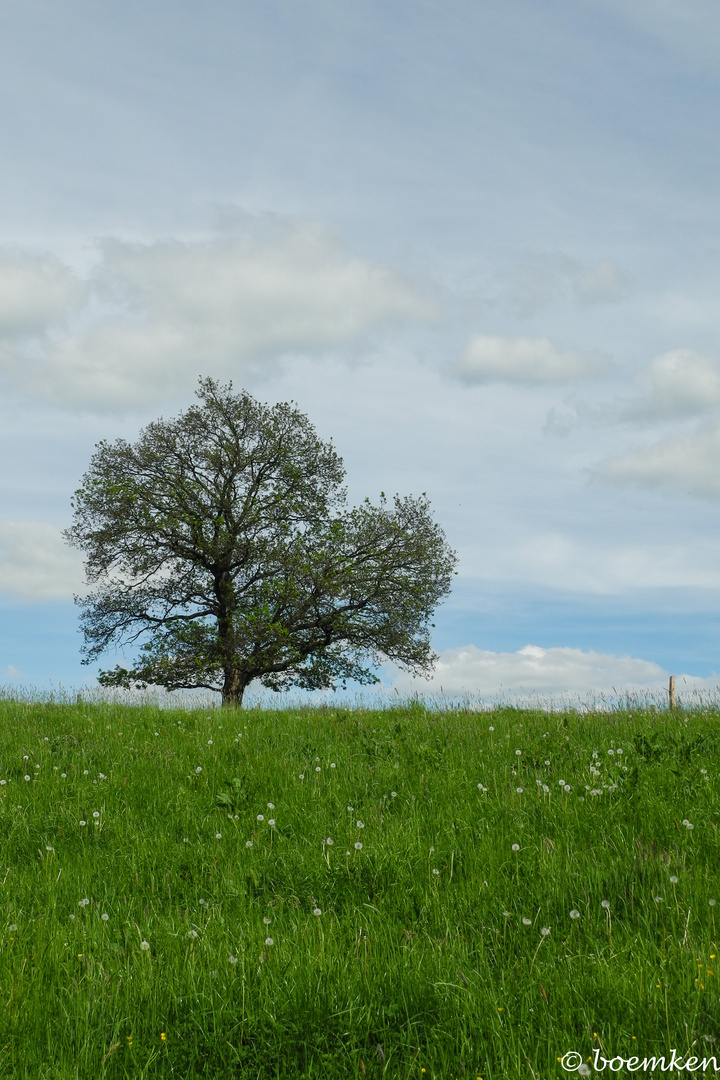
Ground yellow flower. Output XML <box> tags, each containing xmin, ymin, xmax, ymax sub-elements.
<box><xmin>161</xmin><ymin>1033</ymin><xmax>166</xmax><ymax>1041</ymax></box>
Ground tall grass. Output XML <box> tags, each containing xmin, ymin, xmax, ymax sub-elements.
<box><xmin>0</xmin><ymin>699</ymin><xmax>717</xmax><ymax>1078</ymax></box>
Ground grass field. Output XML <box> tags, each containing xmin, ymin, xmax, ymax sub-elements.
<box><xmin>0</xmin><ymin>698</ymin><xmax>718</xmax><ymax>1079</ymax></box>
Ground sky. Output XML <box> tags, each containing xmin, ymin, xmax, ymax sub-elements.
<box><xmin>2</xmin><ymin>0</ymin><xmax>720</xmax><ymax>703</ymax></box>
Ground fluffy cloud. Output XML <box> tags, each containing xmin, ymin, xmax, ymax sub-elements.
<box><xmin>0</xmin><ymin>522</ymin><xmax>85</xmax><ymax>601</ymax></box>
<box><xmin>452</xmin><ymin>335</ymin><xmax>610</xmax><ymax>385</ymax></box>
<box><xmin>389</xmin><ymin>643</ymin><xmax>707</xmax><ymax>700</ymax></box>
<box><xmin>611</xmin><ymin>349</ymin><xmax>720</xmax><ymax>424</ymax></box>
<box><xmin>0</xmin><ymin>251</ymin><xmax>84</xmax><ymax>337</ymax></box>
<box><xmin>0</xmin><ymin>224</ymin><xmax>434</xmax><ymax>410</ymax></box>
<box><xmin>599</xmin><ymin>421</ymin><xmax>720</xmax><ymax>499</ymax></box>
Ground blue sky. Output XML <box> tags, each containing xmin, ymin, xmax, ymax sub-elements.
<box><xmin>2</xmin><ymin>0</ymin><xmax>720</xmax><ymax>700</ymax></box>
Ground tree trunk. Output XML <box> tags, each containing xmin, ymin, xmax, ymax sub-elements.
<box><xmin>221</xmin><ymin>668</ymin><xmax>246</xmax><ymax>708</ymax></box>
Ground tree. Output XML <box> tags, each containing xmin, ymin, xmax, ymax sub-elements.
<box><xmin>65</xmin><ymin>379</ymin><xmax>457</xmax><ymax>707</ymax></box>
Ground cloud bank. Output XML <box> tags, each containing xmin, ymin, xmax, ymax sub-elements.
<box><xmin>0</xmin><ymin>522</ymin><xmax>84</xmax><ymax>601</ymax></box>
<box><xmin>390</xmin><ymin>643</ymin><xmax>712</xmax><ymax>699</ymax></box>
<box><xmin>0</xmin><ymin>224</ymin><xmax>434</xmax><ymax>410</ymax></box>
<box><xmin>453</xmin><ymin>335</ymin><xmax>610</xmax><ymax>385</ymax></box>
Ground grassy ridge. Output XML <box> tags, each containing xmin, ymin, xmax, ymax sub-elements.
<box><xmin>0</xmin><ymin>700</ymin><xmax>718</xmax><ymax>1079</ymax></box>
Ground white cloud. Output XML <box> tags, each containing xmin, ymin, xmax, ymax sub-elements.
<box><xmin>0</xmin><ymin>224</ymin><xmax>434</xmax><ymax>410</ymax></box>
<box><xmin>5</xmin><ymin>665</ymin><xmax>23</xmax><ymax>678</ymax></box>
<box><xmin>453</xmin><ymin>335</ymin><xmax>610</xmax><ymax>385</ymax></box>
<box><xmin>0</xmin><ymin>251</ymin><xmax>84</xmax><ymax>337</ymax></box>
<box><xmin>611</xmin><ymin>349</ymin><xmax>720</xmax><ymax>424</ymax></box>
<box><xmin>0</xmin><ymin>522</ymin><xmax>84</xmax><ymax>601</ymax></box>
<box><xmin>599</xmin><ymin>421</ymin><xmax>720</xmax><ymax>499</ymax></box>
<box><xmin>389</xmin><ymin>643</ymin><xmax>708</xmax><ymax>699</ymax></box>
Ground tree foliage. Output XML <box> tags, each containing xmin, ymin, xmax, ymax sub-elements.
<box><xmin>65</xmin><ymin>379</ymin><xmax>457</xmax><ymax>705</ymax></box>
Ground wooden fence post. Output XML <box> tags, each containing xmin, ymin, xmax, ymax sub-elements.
<box><xmin>668</xmin><ymin>675</ymin><xmax>676</xmax><ymax>710</ymax></box>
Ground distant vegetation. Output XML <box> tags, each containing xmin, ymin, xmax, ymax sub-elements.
<box><xmin>0</xmin><ymin>700</ymin><xmax>717</xmax><ymax>1079</ymax></box>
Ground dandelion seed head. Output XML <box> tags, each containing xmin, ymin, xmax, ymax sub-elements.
<box><xmin>313</xmin><ymin>907</ymin><xmax>322</xmax><ymax>916</ymax></box>
<box><xmin>330</xmin><ymin>763</ymin><xmax>336</xmax><ymax>768</ymax></box>
<box><xmin>265</xmin><ymin>937</ymin><xmax>274</xmax><ymax>946</ymax></box>
<box><xmin>246</xmin><ymin>840</ymin><xmax>253</xmax><ymax>847</ymax></box>
<box><xmin>23</xmin><ymin>775</ymin><xmax>30</xmax><ymax>782</ymax></box>
<box><xmin>564</xmin><ymin>784</ymin><xmax>571</xmax><ymax>793</ymax></box>
<box><xmin>710</xmin><ymin>899</ymin><xmax>716</xmax><ymax>907</ymax></box>
<box><xmin>268</xmin><ymin>819</ymin><xmax>275</xmax><ymax>826</ymax></box>
<box><xmin>92</xmin><ymin>811</ymin><xmax>100</xmax><ymax>819</ymax></box>
<box><xmin>544</xmin><ymin>760</ymin><xmax>550</xmax><ymax>766</ymax></box>
<box><xmin>79</xmin><ymin>820</ymin><xmax>86</xmax><ymax>827</ymax></box>
<box><xmin>257</xmin><ymin>814</ymin><xmax>264</xmax><ymax>822</ymax></box>
<box><xmin>601</xmin><ymin>900</ymin><xmax>610</xmax><ymax>910</ymax></box>
<box><xmin>188</xmin><ymin>930</ymin><xmax>198</xmax><ymax>939</ymax></box>
<box><xmin>515</xmin><ymin>749</ymin><xmax>522</xmax><ymax>756</ymax></box>
<box><xmin>669</xmin><ymin>875</ymin><xmax>678</xmax><ymax>884</ymax></box>
<box><xmin>570</xmin><ymin>909</ymin><xmax>580</xmax><ymax>919</ymax></box>
<box><xmin>541</xmin><ymin>926</ymin><xmax>551</xmax><ymax>936</ymax></box>
<box><xmin>215</xmin><ymin>832</ymin><xmax>222</xmax><ymax>839</ymax></box>
<box><xmin>516</xmin><ymin>787</ymin><xmax>524</xmax><ymax>794</ymax></box>
<box><xmin>196</xmin><ymin>766</ymin><xmax>202</xmax><ymax>773</ymax></box>
<box><xmin>511</xmin><ymin>843</ymin><xmax>520</xmax><ymax>852</ymax></box>
<box><xmin>228</xmin><ymin>954</ymin><xmax>238</xmax><ymax>964</ymax></box>
<box><xmin>101</xmin><ymin>913</ymin><xmax>109</xmax><ymax>921</ymax></box>
<box><xmin>315</xmin><ymin>766</ymin><xmax>321</xmax><ymax>772</ymax></box>
<box><xmin>488</xmin><ymin>725</ymin><xmax>494</xmax><ymax>731</ymax></box>
<box><xmin>522</xmin><ymin>917</ymin><xmax>532</xmax><ymax>926</ymax></box>
<box><xmin>325</xmin><ymin>837</ymin><xmax>333</xmax><ymax>845</ymax></box>
<box><xmin>432</xmin><ymin>868</ymin><xmax>440</xmax><ymax>875</ymax></box>
<box><xmin>263</xmin><ymin>916</ymin><xmax>271</xmax><ymax>925</ymax></box>
<box><xmin>357</xmin><ymin>820</ymin><xmax>365</xmax><ymax>828</ymax></box>
<box><xmin>354</xmin><ymin>841</ymin><xmax>363</xmax><ymax>850</ymax></box>
<box><xmin>83</xmin><ymin>769</ymin><xmax>89</xmax><ymax>775</ymax></box>
<box><xmin>391</xmin><ymin>791</ymin><xmax>397</xmax><ymax>797</ymax></box>
<box><xmin>299</xmin><ymin>773</ymin><xmax>304</xmax><ymax>780</ymax></box>
<box><xmin>140</xmin><ymin>940</ymin><xmax>150</xmax><ymax>951</ymax></box>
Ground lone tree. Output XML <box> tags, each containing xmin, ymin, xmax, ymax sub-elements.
<box><xmin>66</xmin><ymin>379</ymin><xmax>457</xmax><ymax>707</ymax></box>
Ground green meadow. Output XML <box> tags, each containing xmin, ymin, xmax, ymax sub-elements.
<box><xmin>0</xmin><ymin>698</ymin><xmax>718</xmax><ymax>1079</ymax></box>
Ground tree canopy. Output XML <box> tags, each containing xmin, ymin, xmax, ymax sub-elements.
<box><xmin>66</xmin><ymin>379</ymin><xmax>457</xmax><ymax>706</ymax></box>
